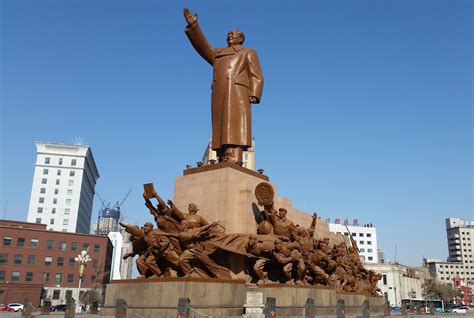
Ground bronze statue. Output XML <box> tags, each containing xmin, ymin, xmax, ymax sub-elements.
<box><xmin>183</xmin><ymin>8</ymin><xmax>264</xmax><ymax>164</ymax></box>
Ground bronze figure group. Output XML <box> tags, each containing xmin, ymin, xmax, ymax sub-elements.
<box><xmin>120</xmin><ymin>182</ymin><xmax>381</xmax><ymax>296</ymax></box>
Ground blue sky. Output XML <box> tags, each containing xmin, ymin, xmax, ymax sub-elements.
<box><xmin>1</xmin><ymin>0</ymin><xmax>472</xmax><ymax>266</ymax></box>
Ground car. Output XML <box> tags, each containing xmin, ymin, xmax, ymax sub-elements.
<box><xmin>0</xmin><ymin>306</ymin><xmax>14</xmax><ymax>312</ymax></box>
<box><xmin>449</xmin><ymin>307</ymin><xmax>468</xmax><ymax>314</ymax></box>
<box><xmin>51</xmin><ymin>304</ymin><xmax>67</xmax><ymax>312</ymax></box>
<box><xmin>390</xmin><ymin>306</ymin><xmax>401</xmax><ymax>313</ymax></box>
<box><xmin>7</xmin><ymin>303</ymin><xmax>24</xmax><ymax>312</ymax></box>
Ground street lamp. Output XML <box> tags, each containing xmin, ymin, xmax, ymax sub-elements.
<box><xmin>75</xmin><ymin>250</ymin><xmax>91</xmax><ymax>312</ymax></box>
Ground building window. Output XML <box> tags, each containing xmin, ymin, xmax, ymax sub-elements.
<box><xmin>368</xmin><ymin>248</ymin><xmax>373</xmax><ymax>253</ymax></box>
<box><xmin>71</xmin><ymin>159</ymin><xmax>77</xmax><ymax>166</ymax></box>
<box><xmin>63</xmin><ymin>219</ymin><xmax>69</xmax><ymax>225</ymax></box>
<box><xmin>57</xmin><ymin>257</ymin><xmax>64</xmax><ymax>266</ymax></box>
<box><xmin>44</xmin><ymin>157</ymin><xmax>50</xmax><ymax>164</ymax></box>
<box><xmin>55</xmin><ymin>273</ymin><xmax>62</xmax><ymax>284</ymax></box>
<box><xmin>94</xmin><ymin>244</ymin><xmax>100</xmax><ymax>252</ymax></box>
<box><xmin>25</xmin><ymin>272</ymin><xmax>33</xmax><ymax>282</ymax></box>
<box><xmin>66</xmin><ymin>199</ymin><xmax>71</xmax><ymax>206</ymax></box>
<box><xmin>68</xmin><ymin>180</ymin><xmax>74</xmax><ymax>186</ymax></box>
<box><xmin>71</xmin><ymin>242</ymin><xmax>78</xmax><ymax>251</ymax></box>
<box><xmin>383</xmin><ymin>274</ymin><xmax>387</xmax><ymax>285</ymax></box>
<box><xmin>44</xmin><ymin>256</ymin><xmax>52</xmax><ymax>265</ymax></box>
<box><xmin>55</xmin><ymin>179</ymin><xmax>60</xmax><ymax>185</ymax></box>
<box><xmin>43</xmin><ymin>272</ymin><xmax>50</xmax><ymax>282</ymax></box>
<box><xmin>368</xmin><ymin>256</ymin><xmax>373</xmax><ymax>261</ymax></box>
<box><xmin>17</xmin><ymin>237</ymin><xmax>25</xmax><ymax>247</ymax></box>
<box><xmin>40</xmin><ymin>187</ymin><xmax>46</xmax><ymax>194</ymax></box>
<box><xmin>367</xmin><ymin>241</ymin><xmax>372</xmax><ymax>245</ymax></box>
<box><xmin>54</xmin><ymin>189</ymin><xmax>59</xmax><ymax>195</ymax></box>
<box><xmin>67</xmin><ymin>274</ymin><xmax>74</xmax><ymax>283</ymax></box>
<box><xmin>359</xmin><ymin>233</ymin><xmax>363</xmax><ymax>237</ymax></box>
<box><xmin>67</xmin><ymin>189</ymin><xmax>73</xmax><ymax>195</ymax></box>
<box><xmin>52</xmin><ymin>290</ymin><xmax>60</xmax><ymax>300</ymax></box>
<box><xmin>28</xmin><ymin>255</ymin><xmax>36</xmax><ymax>265</ymax></box>
<box><xmin>58</xmin><ymin>158</ymin><xmax>63</xmax><ymax>165</ymax></box>
<box><xmin>52</xmin><ymin>208</ymin><xmax>56</xmax><ymax>214</ymax></box>
<box><xmin>3</xmin><ymin>237</ymin><xmax>12</xmax><ymax>246</ymax></box>
<box><xmin>59</xmin><ymin>241</ymin><xmax>67</xmax><ymax>251</ymax></box>
<box><xmin>65</xmin><ymin>208</ymin><xmax>70</xmax><ymax>215</ymax></box>
<box><xmin>11</xmin><ymin>272</ymin><xmax>20</xmax><ymax>281</ymax></box>
<box><xmin>360</xmin><ymin>241</ymin><xmax>364</xmax><ymax>245</ymax></box>
<box><xmin>69</xmin><ymin>257</ymin><xmax>76</xmax><ymax>267</ymax></box>
<box><xmin>91</xmin><ymin>275</ymin><xmax>97</xmax><ymax>284</ymax></box>
<box><xmin>53</xmin><ymin>198</ymin><xmax>57</xmax><ymax>204</ymax></box>
<box><xmin>14</xmin><ymin>254</ymin><xmax>22</xmax><ymax>264</ymax></box>
<box><xmin>39</xmin><ymin>197</ymin><xmax>44</xmax><ymax>203</ymax></box>
<box><xmin>41</xmin><ymin>178</ymin><xmax>47</xmax><ymax>184</ymax></box>
<box><xmin>57</xmin><ymin>170</ymin><xmax>61</xmax><ymax>176</ymax></box>
<box><xmin>43</xmin><ymin>168</ymin><xmax>49</xmax><ymax>175</ymax></box>
<box><xmin>30</xmin><ymin>239</ymin><xmax>38</xmax><ymax>248</ymax></box>
<box><xmin>0</xmin><ymin>253</ymin><xmax>8</xmax><ymax>264</ymax></box>
<box><xmin>37</xmin><ymin>207</ymin><xmax>43</xmax><ymax>213</ymax></box>
<box><xmin>50</xmin><ymin>219</ymin><xmax>54</xmax><ymax>225</ymax></box>
<box><xmin>47</xmin><ymin>240</ymin><xmax>54</xmax><ymax>249</ymax></box>
<box><xmin>83</xmin><ymin>243</ymin><xmax>89</xmax><ymax>251</ymax></box>
<box><xmin>69</xmin><ymin>171</ymin><xmax>75</xmax><ymax>177</ymax></box>
<box><xmin>367</xmin><ymin>233</ymin><xmax>372</xmax><ymax>237</ymax></box>
<box><xmin>35</xmin><ymin>218</ymin><xmax>42</xmax><ymax>224</ymax></box>
<box><xmin>360</xmin><ymin>248</ymin><xmax>365</xmax><ymax>252</ymax></box>
<box><xmin>0</xmin><ymin>271</ymin><xmax>5</xmax><ymax>281</ymax></box>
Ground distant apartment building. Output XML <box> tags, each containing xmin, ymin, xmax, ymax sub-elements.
<box><xmin>26</xmin><ymin>141</ymin><xmax>99</xmax><ymax>234</ymax></box>
<box><xmin>364</xmin><ymin>262</ymin><xmax>425</xmax><ymax>307</ymax></box>
<box><xmin>425</xmin><ymin>217</ymin><xmax>474</xmax><ymax>285</ymax></box>
<box><xmin>202</xmin><ymin>138</ymin><xmax>255</xmax><ymax>170</ymax></box>
<box><xmin>328</xmin><ymin>220</ymin><xmax>379</xmax><ymax>263</ymax></box>
<box><xmin>0</xmin><ymin>220</ymin><xmax>113</xmax><ymax>307</ymax></box>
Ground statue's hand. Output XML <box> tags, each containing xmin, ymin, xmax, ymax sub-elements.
<box><xmin>183</xmin><ymin>8</ymin><xmax>197</xmax><ymax>26</ymax></box>
<box><xmin>249</xmin><ymin>96</ymin><xmax>259</xmax><ymax>104</ymax></box>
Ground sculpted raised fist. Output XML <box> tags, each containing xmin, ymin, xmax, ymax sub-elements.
<box><xmin>183</xmin><ymin>8</ymin><xmax>197</xmax><ymax>26</ymax></box>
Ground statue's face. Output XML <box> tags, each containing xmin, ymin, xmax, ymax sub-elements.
<box><xmin>274</xmin><ymin>241</ymin><xmax>282</xmax><ymax>250</ymax></box>
<box><xmin>188</xmin><ymin>204</ymin><xmax>198</xmax><ymax>215</ymax></box>
<box><xmin>227</xmin><ymin>30</ymin><xmax>243</xmax><ymax>47</ymax></box>
<box><xmin>144</xmin><ymin>223</ymin><xmax>153</xmax><ymax>233</ymax></box>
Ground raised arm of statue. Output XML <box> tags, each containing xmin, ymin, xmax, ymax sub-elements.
<box><xmin>183</xmin><ymin>8</ymin><xmax>214</xmax><ymax>65</ymax></box>
<box><xmin>308</xmin><ymin>213</ymin><xmax>317</xmax><ymax>231</ymax></box>
<box><xmin>168</xmin><ymin>200</ymin><xmax>187</xmax><ymax>221</ymax></box>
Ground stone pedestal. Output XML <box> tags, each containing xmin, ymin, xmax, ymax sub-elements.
<box><xmin>174</xmin><ymin>163</ymin><xmax>340</xmax><ymax>242</ymax></box>
<box><xmin>101</xmin><ymin>278</ymin><xmax>385</xmax><ymax>318</ymax></box>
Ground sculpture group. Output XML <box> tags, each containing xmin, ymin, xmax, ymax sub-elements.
<box><xmin>120</xmin><ymin>182</ymin><xmax>381</xmax><ymax>296</ymax></box>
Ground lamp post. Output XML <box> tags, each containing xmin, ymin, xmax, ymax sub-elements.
<box><xmin>75</xmin><ymin>250</ymin><xmax>91</xmax><ymax>313</ymax></box>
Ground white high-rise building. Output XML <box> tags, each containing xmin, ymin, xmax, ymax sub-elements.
<box><xmin>26</xmin><ymin>141</ymin><xmax>99</xmax><ymax>233</ymax></box>
<box><xmin>328</xmin><ymin>221</ymin><xmax>379</xmax><ymax>263</ymax></box>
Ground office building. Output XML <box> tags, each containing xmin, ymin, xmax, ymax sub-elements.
<box><xmin>425</xmin><ymin>217</ymin><xmax>474</xmax><ymax>285</ymax></box>
<box><xmin>328</xmin><ymin>220</ymin><xmax>379</xmax><ymax>263</ymax></box>
<box><xmin>0</xmin><ymin>220</ymin><xmax>113</xmax><ymax>307</ymax></box>
<box><xmin>26</xmin><ymin>141</ymin><xmax>99</xmax><ymax>234</ymax></box>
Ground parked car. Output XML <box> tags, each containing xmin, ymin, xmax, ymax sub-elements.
<box><xmin>51</xmin><ymin>304</ymin><xmax>67</xmax><ymax>312</ymax></box>
<box><xmin>7</xmin><ymin>303</ymin><xmax>24</xmax><ymax>312</ymax></box>
<box><xmin>449</xmin><ymin>306</ymin><xmax>470</xmax><ymax>314</ymax></box>
<box><xmin>390</xmin><ymin>306</ymin><xmax>401</xmax><ymax>313</ymax></box>
<box><xmin>0</xmin><ymin>306</ymin><xmax>14</xmax><ymax>312</ymax></box>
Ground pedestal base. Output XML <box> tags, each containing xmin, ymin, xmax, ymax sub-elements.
<box><xmin>101</xmin><ymin>278</ymin><xmax>384</xmax><ymax>318</ymax></box>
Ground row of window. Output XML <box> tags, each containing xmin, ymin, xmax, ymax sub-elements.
<box><xmin>0</xmin><ymin>271</ymin><xmax>96</xmax><ymax>284</ymax></box>
<box><xmin>0</xmin><ymin>253</ymin><xmax>99</xmax><ymax>268</ymax></box>
<box><xmin>44</xmin><ymin>157</ymin><xmax>77</xmax><ymax>166</ymax></box>
<box><xmin>37</xmin><ymin>207</ymin><xmax>71</xmax><ymax>215</ymax></box>
<box><xmin>439</xmin><ymin>271</ymin><xmax>474</xmax><ymax>275</ymax></box>
<box><xmin>39</xmin><ymin>188</ymin><xmax>74</xmax><ymax>196</ymax></box>
<box><xmin>359</xmin><ymin>248</ymin><xmax>374</xmax><ymax>253</ymax></box>
<box><xmin>35</xmin><ymin>218</ymin><xmax>69</xmax><ymax>227</ymax></box>
<box><xmin>2</xmin><ymin>237</ymin><xmax>100</xmax><ymax>252</ymax></box>
<box><xmin>38</xmin><ymin>197</ymin><xmax>73</xmax><ymax>205</ymax></box>
<box><xmin>439</xmin><ymin>264</ymin><xmax>474</xmax><ymax>269</ymax></box>
<box><xmin>41</xmin><ymin>179</ymin><xmax>74</xmax><ymax>186</ymax></box>
<box><xmin>341</xmin><ymin>232</ymin><xmax>373</xmax><ymax>238</ymax></box>
<box><xmin>43</xmin><ymin>169</ymin><xmax>76</xmax><ymax>177</ymax></box>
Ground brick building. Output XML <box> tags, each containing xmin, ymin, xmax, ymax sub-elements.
<box><xmin>0</xmin><ymin>220</ymin><xmax>113</xmax><ymax>307</ymax></box>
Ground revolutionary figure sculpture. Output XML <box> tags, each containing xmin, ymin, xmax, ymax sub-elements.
<box><xmin>183</xmin><ymin>8</ymin><xmax>264</xmax><ymax>165</ymax></box>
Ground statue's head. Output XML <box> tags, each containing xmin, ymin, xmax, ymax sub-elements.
<box><xmin>248</xmin><ymin>234</ymin><xmax>258</xmax><ymax>246</ymax></box>
<box><xmin>188</xmin><ymin>203</ymin><xmax>199</xmax><ymax>215</ymax></box>
<box><xmin>144</xmin><ymin>222</ymin><xmax>153</xmax><ymax>233</ymax></box>
<box><xmin>274</xmin><ymin>239</ymin><xmax>282</xmax><ymax>250</ymax></box>
<box><xmin>278</xmin><ymin>208</ymin><xmax>287</xmax><ymax>219</ymax></box>
<box><xmin>227</xmin><ymin>30</ymin><xmax>245</xmax><ymax>47</ymax></box>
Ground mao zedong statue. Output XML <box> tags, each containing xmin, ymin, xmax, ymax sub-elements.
<box><xmin>183</xmin><ymin>8</ymin><xmax>264</xmax><ymax>165</ymax></box>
